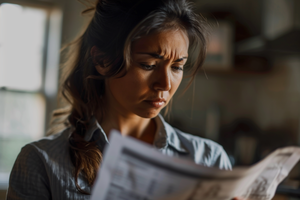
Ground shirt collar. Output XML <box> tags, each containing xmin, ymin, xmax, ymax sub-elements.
<box><xmin>84</xmin><ymin>117</ymin><xmax>109</xmax><ymax>152</ymax></box>
<box><xmin>154</xmin><ymin>114</ymin><xmax>189</xmax><ymax>153</ymax></box>
<box><xmin>84</xmin><ymin>114</ymin><xmax>189</xmax><ymax>154</ymax></box>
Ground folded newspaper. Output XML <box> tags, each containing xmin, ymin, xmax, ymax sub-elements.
<box><xmin>91</xmin><ymin>130</ymin><xmax>300</xmax><ymax>200</ymax></box>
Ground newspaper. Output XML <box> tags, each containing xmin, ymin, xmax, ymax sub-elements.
<box><xmin>90</xmin><ymin>130</ymin><xmax>300</xmax><ymax>200</ymax></box>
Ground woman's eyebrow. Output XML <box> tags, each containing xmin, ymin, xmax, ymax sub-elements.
<box><xmin>137</xmin><ymin>52</ymin><xmax>188</xmax><ymax>61</ymax></box>
<box><xmin>137</xmin><ymin>52</ymin><xmax>164</xmax><ymax>59</ymax></box>
<box><xmin>174</xmin><ymin>57</ymin><xmax>188</xmax><ymax>62</ymax></box>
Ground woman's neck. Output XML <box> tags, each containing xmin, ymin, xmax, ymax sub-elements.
<box><xmin>97</xmin><ymin>109</ymin><xmax>157</xmax><ymax>145</ymax></box>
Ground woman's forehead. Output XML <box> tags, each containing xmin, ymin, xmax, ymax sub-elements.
<box><xmin>131</xmin><ymin>29</ymin><xmax>189</xmax><ymax>59</ymax></box>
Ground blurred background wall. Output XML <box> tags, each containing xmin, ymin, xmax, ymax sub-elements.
<box><xmin>0</xmin><ymin>0</ymin><xmax>299</xmax><ymax>199</ymax></box>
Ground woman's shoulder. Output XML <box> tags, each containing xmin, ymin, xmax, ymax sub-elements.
<box><xmin>7</xmin><ymin>128</ymin><xmax>86</xmax><ymax>199</ymax></box>
<box><xmin>19</xmin><ymin>128</ymin><xmax>71</xmax><ymax>166</ymax></box>
<box><xmin>163</xmin><ymin>122</ymin><xmax>232</xmax><ymax>170</ymax></box>
<box><xmin>11</xmin><ymin>127</ymin><xmax>73</xmax><ymax>182</ymax></box>
<box><xmin>174</xmin><ymin>127</ymin><xmax>224</xmax><ymax>153</ymax></box>
<box><xmin>24</xmin><ymin>128</ymin><xmax>69</xmax><ymax>151</ymax></box>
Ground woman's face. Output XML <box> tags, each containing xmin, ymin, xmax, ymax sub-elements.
<box><xmin>104</xmin><ymin>29</ymin><xmax>189</xmax><ymax>118</ymax></box>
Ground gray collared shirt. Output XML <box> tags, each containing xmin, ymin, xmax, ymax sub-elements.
<box><xmin>6</xmin><ymin>115</ymin><xmax>232</xmax><ymax>200</ymax></box>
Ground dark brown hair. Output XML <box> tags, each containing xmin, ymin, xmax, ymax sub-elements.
<box><xmin>49</xmin><ymin>0</ymin><xmax>208</xmax><ymax>195</ymax></box>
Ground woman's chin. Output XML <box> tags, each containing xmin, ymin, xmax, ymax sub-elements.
<box><xmin>136</xmin><ymin>109</ymin><xmax>162</xmax><ymax>119</ymax></box>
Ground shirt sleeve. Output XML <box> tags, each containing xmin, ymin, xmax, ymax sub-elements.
<box><xmin>6</xmin><ymin>144</ymin><xmax>51</xmax><ymax>200</ymax></box>
<box><xmin>212</xmin><ymin>146</ymin><xmax>232</xmax><ymax>170</ymax></box>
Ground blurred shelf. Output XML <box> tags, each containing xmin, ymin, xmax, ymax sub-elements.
<box><xmin>198</xmin><ymin>68</ymin><xmax>271</xmax><ymax>78</ymax></box>
<box><xmin>276</xmin><ymin>185</ymin><xmax>300</xmax><ymax>198</ymax></box>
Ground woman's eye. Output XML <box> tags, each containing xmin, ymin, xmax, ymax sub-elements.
<box><xmin>140</xmin><ymin>64</ymin><xmax>156</xmax><ymax>70</ymax></box>
<box><xmin>172</xmin><ymin>66</ymin><xmax>183</xmax><ymax>72</ymax></box>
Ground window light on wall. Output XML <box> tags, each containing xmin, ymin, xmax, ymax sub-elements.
<box><xmin>0</xmin><ymin>3</ymin><xmax>49</xmax><ymax>188</ymax></box>
<box><xmin>0</xmin><ymin>3</ymin><xmax>47</xmax><ymax>91</ymax></box>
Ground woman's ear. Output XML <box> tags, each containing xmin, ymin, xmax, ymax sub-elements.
<box><xmin>90</xmin><ymin>46</ymin><xmax>108</xmax><ymax>76</ymax></box>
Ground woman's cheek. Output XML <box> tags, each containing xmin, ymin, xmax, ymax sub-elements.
<box><xmin>171</xmin><ymin>73</ymin><xmax>183</xmax><ymax>92</ymax></box>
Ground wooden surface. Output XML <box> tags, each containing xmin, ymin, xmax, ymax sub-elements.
<box><xmin>272</xmin><ymin>194</ymin><xmax>291</xmax><ymax>200</ymax></box>
<box><xmin>0</xmin><ymin>190</ymin><xmax>6</xmax><ymax>200</ymax></box>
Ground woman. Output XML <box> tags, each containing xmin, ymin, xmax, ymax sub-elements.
<box><xmin>6</xmin><ymin>0</ymin><xmax>232</xmax><ymax>199</ymax></box>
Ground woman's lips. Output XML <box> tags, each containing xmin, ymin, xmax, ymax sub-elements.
<box><xmin>144</xmin><ymin>98</ymin><xmax>166</xmax><ymax>108</ymax></box>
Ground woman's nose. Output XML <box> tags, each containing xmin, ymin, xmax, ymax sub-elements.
<box><xmin>152</xmin><ymin>68</ymin><xmax>171</xmax><ymax>91</ymax></box>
